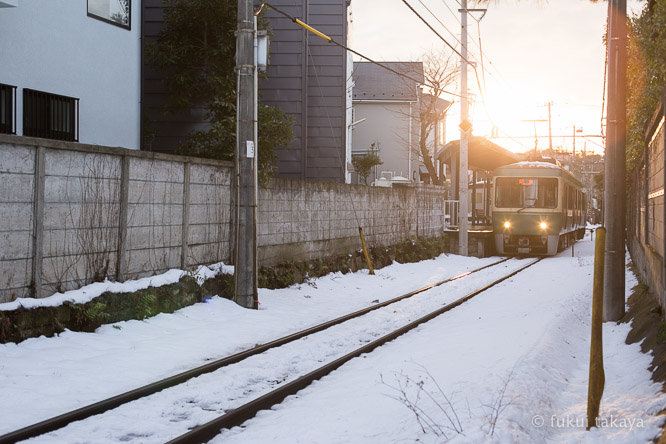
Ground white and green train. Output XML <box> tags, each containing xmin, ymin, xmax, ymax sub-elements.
<box><xmin>492</xmin><ymin>161</ymin><xmax>587</xmax><ymax>255</ymax></box>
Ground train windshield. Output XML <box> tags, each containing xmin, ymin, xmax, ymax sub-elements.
<box><xmin>495</xmin><ymin>177</ymin><xmax>558</xmax><ymax>208</ymax></box>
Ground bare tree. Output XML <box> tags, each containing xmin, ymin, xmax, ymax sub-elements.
<box><xmin>392</xmin><ymin>49</ymin><xmax>457</xmax><ymax>185</ymax></box>
<box><xmin>416</xmin><ymin>49</ymin><xmax>457</xmax><ymax>185</ymax></box>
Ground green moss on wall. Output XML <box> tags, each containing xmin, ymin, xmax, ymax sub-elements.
<box><xmin>1</xmin><ymin>235</ymin><xmax>447</xmax><ymax>344</ymax></box>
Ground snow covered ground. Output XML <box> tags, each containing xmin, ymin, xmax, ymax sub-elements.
<box><xmin>1</xmin><ymin>231</ymin><xmax>665</xmax><ymax>443</ymax></box>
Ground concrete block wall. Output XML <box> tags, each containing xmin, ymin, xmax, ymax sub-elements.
<box><xmin>42</xmin><ymin>149</ymin><xmax>122</xmax><ymax>294</ymax></box>
<box><xmin>0</xmin><ymin>135</ymin><xmax>234</xmax><ymax>301</ymax></box>
<box><xmin>257</xmin><ymin>179</ymin><xmax>446</xmax><ymax>266</ymax></box>
<box><xmin>0</xmin><ymin>134</ymin><xmax>447</xmax><ymax>303</ymax></box>
<box><xmin>0</xmin><ymin>143</ymin><xmax>35</xmax><ymax>302</ymax></box>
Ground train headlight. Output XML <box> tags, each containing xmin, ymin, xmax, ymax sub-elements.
<box><xmin>503</xmin><ymin>221</ymin><xmax>511</xmax><ymax>229</ymax></box>
<box><xmin>539</xmin><ymin>221</ymin><xmax>548</xmax><ymax>230</ymax></box>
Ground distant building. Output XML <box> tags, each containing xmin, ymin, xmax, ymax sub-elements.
<box><xmin>351</xmin><ymin>61</ymin><xmax>451</xmax><ymax>185</ymax></box>
<box><xmin>0</xmin><ymin>0</ymin><xmax>141</xmax><ymax>149</ymax></box>
<box><xmin>141</xmin><ymin>0</ymin><xmax>353</xmax><ymax>183</ymax></box>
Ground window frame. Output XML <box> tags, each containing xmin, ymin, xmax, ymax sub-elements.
<box><xmin>494</xmin><ymin>177</ymin><xmax>559</xmax><ymax>209</ymax></box>
<box><xmin>87</xmin><ymin>0</ymin><xmax>131</xmax><ymax>30</ymax></box>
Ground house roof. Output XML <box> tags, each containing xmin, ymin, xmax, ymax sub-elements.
<box><xmin>436</xmin><ymin>136</ymin><xmax>519</xmax><ymax>172</ymax></box>
<box><xmin>353</xmin><ymin>62</ymin><xmax>424</xmax><ymax>101</ymax></box>
<box><xmin>421</xmin><ymin>93</ymin><xmax>452</xmax><ymax>116</ymax></box>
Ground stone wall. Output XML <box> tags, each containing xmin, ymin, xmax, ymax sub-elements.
<box><xmin>0</xmin><ymin>134</ymin><xmax>447</xmax><ymax>303</ymax></box>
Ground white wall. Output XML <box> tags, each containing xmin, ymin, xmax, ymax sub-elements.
<box><xmin>352</xmin><ymin>101</ymin><xmax>417</xmax><ymax>183</ymax></box>
<box><xmin>0</xmin><ymin>0</ymin><xmax>140</xmax><ymax>149</ymax></box>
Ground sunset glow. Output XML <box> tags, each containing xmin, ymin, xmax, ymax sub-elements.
<box><xmin>351</xmin><ymin>0</ymin><xmax>645</xmax><ymax>155</ymax></box>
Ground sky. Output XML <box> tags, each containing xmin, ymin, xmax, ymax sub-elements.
<box><xmin>1</xmin><ymin>232</ymin><xmax>664</xmax><ymax>442</ymax></box>
<box><xmin>351</xmin><ymin>0</ymin><xmax>645</xmax><ymax>155</ymax></box>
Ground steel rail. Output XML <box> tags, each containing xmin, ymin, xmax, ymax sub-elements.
<box><xmin>0</xmin><ymin>258</ymin><xmax>509</xmax><ymax>444</ymax></box>
<box><xmin>167</xmin><ymin>258</ymin><xmax>542</xmax><ymax>444</ymax></box>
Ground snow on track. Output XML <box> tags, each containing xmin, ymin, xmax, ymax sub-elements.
<box><xmin>2</xmin><ymin>233</ymin><xmax>665</xmax><ymax>443</ymax></box>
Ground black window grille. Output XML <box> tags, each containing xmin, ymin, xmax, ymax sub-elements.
<box><xmin>0</xmin><ymin>83</ymin><xmax>16</xmax><ymax>135</ymax></box>
<box><xmin>23</xmin><ymin>89</ymin><xmax>79</xmax><ymax>142</ymax></box>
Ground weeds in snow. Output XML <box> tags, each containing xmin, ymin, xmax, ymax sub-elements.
<box><xmin>481</xmin><ymin>367</ymin><xmax>519</xmax><ymax>437</ymax></box>
<box><xmin>383</xmin><ymin>364</ymin><xmax>520</xmax><ymax>440</ymax></box>
<box><xmin>381</xmin><ymin>364</ymin><xmax>463</xmax><ymax>440</ymax></box>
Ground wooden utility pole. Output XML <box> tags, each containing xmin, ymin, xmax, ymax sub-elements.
<box><xmin>234</xmin><ymin>0</ymin><xmax>258</xmax><ymax>309</ymax></box>
<box><xmin>603</xmin><ymin>0</ymin><xmax>626</xmax><ymax>321</ymax></box>
<box><xmin>459</xmin><ymin>0</ymin><xmax>469</xmax><ymax>256</ymax></box>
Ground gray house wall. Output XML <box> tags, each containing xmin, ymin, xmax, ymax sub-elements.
<box><xmin>141</xmin><ymin>0</ymin><xmax>350</xmax><ymax>182</ymax></box>
<box><xmin>261</xmin><ymin>0</ymin><xmax>350</xmax><ymax>183</ymax></box>
<box><xmin>141</xmin><ymin>0</ymin><xmax>209</xmax><ymax>154</ymax></box>
<box><xmin>351</xmin><ymin>61</ymin><xmax>451</xmax><ymax>185</ymax></box>
<box><xmin>352</xmin><ymin>102</ymin><xmax>418</xmax><ymax>183</ymax></box>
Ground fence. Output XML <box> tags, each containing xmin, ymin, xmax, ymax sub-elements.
<box><xmin>627</xmin><ymin>89</ymin><xmax>666</xmax><ymax>309</ymax></box>
<box><xmin>0</xmin><ymin>134</ymin><xmax>448</xmax><ymax>303</ymax></box>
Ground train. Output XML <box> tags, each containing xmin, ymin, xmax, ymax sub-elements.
<box><xmin>491</xmin><ymin>160</ymin><xmax>587</xmax><ymax>255</ymax></box>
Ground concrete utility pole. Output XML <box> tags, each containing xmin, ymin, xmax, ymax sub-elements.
<box><xmin>458</xmin><ymin>0</ymin><xmax>469</xmax><ymax>256</ymax></box>
<box><xmin>234</xmin><ymin>0</ymin><xmax>258</xmax><ymax>309</ymax></box>
<box><xmin>548</xmin><ymin>102</ymin><xmax>553</xmax><ymax>151</ymax></box>
<box><xmin>603</xmin><ymin>0</ymin><xmax>627</xmax><ymax>321</ymax></box>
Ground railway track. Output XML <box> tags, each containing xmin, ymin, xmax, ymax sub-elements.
<box><xmin>0</xmin><ymin>257</ymin><xmax>539</xmax><ymax>444</ymax></box>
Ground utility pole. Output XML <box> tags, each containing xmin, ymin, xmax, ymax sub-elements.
<box><xmin>548</xmin><ymin>102</ymin><xmax>553</xmax><ymax>151</ymax></box>
<box><xmin>234</xmin><ymin>0</ymin><xmax>258</xmax><ymax>309</ymax></box>
<box><xmin>458</xmin><ymin>0</ymin><xmax>469</xmax><ymax>256</ymax></box>
<box><xmin>603</xmin><ymin>0</ymin><xmax>627</xmax><ymax>321</ymax></box>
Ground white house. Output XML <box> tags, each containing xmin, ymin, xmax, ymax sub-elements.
<box><xmin>351</xmin><ymin>61</ymin><xmax>451</xmax><ymax>185</ymax></box>
<box><xmin>0</xmin><ymin>0</ymin><xmax>141</xmax><ymax>149</ymax></box>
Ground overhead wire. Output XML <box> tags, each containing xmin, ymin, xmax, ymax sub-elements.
<box><xmin>401</xmin><ymin>0</ymin><xmax>501</xmax><ymax>135</ymax></box>
<box><xmin>265</xmin><ymin>2</ymin><xmax>466</xmax><ymax>99</ymax></box>
<box><xmin>305</xmin><ymin>45</ymin><xmax>364</xmax><ymax>227</ymax></box>
<box><xmin>404</xmin><ymin>0</ymin><xmax>543</xmax><ymax>152</ymax></box>
<box><xmin>440</xmin><ymin>0</ymin><xmax>462</xmax><ymax>25</ymax></box>
<box><xmin>416</xmin><ymin>0</ymin><xmax>483</xmax><ymax>66</ymax></box>
<box><xmin>600</xmin><ymin>1</ymin><xmax>609</xmax><ymax>139</ymax></box>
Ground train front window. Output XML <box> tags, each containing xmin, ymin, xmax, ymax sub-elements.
<box><xmin>495</xmin><ymin>177</ymin><xmax>558</xmax><ymax>208</ymax></box>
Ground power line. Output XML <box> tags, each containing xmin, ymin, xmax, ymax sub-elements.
<box><xmin>265</xmin><ymin>2</ymin><xmax>465</xmax><ymax>99</ymax></box>
<box><xmin>404</xmin><ymin>1</ymin><xmax>539</xmax><ymax>153</ymax></box>
<box><xmin>402</xmin><ymin>0</ymin><xmax>471</xmax><ymax>64</ymax></box>
<box><xmin>416</xmin><ymin>0</ymin><xmax>483</xmax><ymax>66</ymax></box>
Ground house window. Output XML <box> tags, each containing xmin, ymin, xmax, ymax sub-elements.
<box><xmin>23</xmin><ymin>89</ymin><xmax>79</xmax><ymax>142</ymax></box>
<box><xmin>0</xmin><ymin>83</ymin><xmax>16</xmax><ymax>135</ymax></box>
<box><xmin>88</xmin><ymin>0</ymin><xmax>130</xmax><ymax>29</ymax></box>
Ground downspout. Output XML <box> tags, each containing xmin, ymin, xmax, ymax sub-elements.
<box><xmin>408</xmin><ymin>102</ymin><xmax>412</xmax><ymax>181</ymax></box>
<box><xmin>139</xmin><ymin>1</ymin><xmax>144</xmax><ymax>149</ymax></box>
